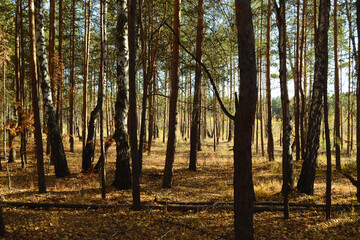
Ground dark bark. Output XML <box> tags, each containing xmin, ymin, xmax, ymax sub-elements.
<box><xmin>356</xmin><ymin>0</ymin><xmax>360</xmax><ymax>203</ymax></box>
<box><xmin>128</xmin><ymin>0</ymin><xmax>141</xmax><ymax>208</ymax></box>
<box><xmin>324</xmin><ymin>60</ymin><xmax>332</xmax><ymax>220</ymax></box>
<box><xmin>162</xmin><ymin>0</ymin><xmax>181</xmax><ymax>188</ymax></box>
<box><xmin>56</xmin><ymin>0</ymin><xmax>63</xmax><ymax>135</ymax></box>
<box><xmin>35</xmin><ymin>0</ymin><xmax>70</xmax><ymax>178</ymax></box>
<box><xmin>334</xmin><ymin>0</ymin><xmax>341</xmax><ymax>171</ymax></box>
<box><xmin>294</xmin><ymin>0</ymin><xmax>300</xmax><ymax>162</ymax></box>
<box><xmin>69</xmin><ymin>0</ymin><xmax>76</xmax><ymax>153</ymax></box>
<box><xmin>297</xmin><ymin>0</ymin><xmax>329</xmax><ymax>195</ymax></box>
<box><xmin>99</xmin><ymin>0</ymin><xmax>107</xmax><ymax>199</ymax></box>
<box><xmin>266</xmin><ymin>0</ymin><xmax>274</xmax><ymax>162</ymax></box>
<box><xmin>234</xmin><ymin>0</ymin><xmax>257</xmax><ymax>239</ymax></box>
<box><xmin>112</xmin><ymin>0</ymin><xmax>131</xmax><ymax>190</ymax></box>
<box><xmin>189</xmin><ymin>0</ymin><xmax>204</xmax><ymax>171</ymax></box>
<box><xmin>0</xmin><ymin>207</ymin><xmax>5</xmax><ymax>237</ymax></box>
<box><xmin>274</xmin><ymin>0</ymin><xmax>293</xmax><ymax>220</ymax></box>
<box><xmin>82</xmin><ymin>105</ymin><xmax>100</xmax><ymax>172</ymax></box>
<box><xmin>29</xmin><ymin>0</ymin><xmax>46</xmax><ymax>193</ymax></box>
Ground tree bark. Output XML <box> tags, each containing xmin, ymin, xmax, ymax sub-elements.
<box><xmin>334</xmin><ymin>0</ymin><xmax>341</xmax><ymax>171</ymax></box>
<box><xmin>297</xmin><ymin>0</ymin><xmax>329</xmax><ymax>195</ymax></box>
<box><xmin>266</xmin><ymin>0</ymin><xmax>274</xmax><ymax>162</ymax></box>
<box><xmin>294</xmin><ymin>0</ymin><xmax>301</xmax><ymax>162</ymax></box>
<box><xmin>189</xmin><ymin>0</ymin><xmax>204</xmax><ymax>171</ymax></box>
<box><xmin>128</xmin><ymin>0</ymin><xmax>141</xmax><ymax>208</ymax></box>
<box><xmin>112</xmin><ymin>0</ymin><xmax>131</xmax><ymax>190</ymax></box>
<box><xmin>29</xmin><ymin>0</ymin><xmax>46</xmax><ymax>193</ymax></box>
<box><xmin>234</xmin><ymin>0</ymin><xmax>257</xmax><ymax>238</ymax></box>
<box><xmin>35</xmin><ymin>0</ymin><xmax>70</xmax><ymax>178</ymax></box>
<box><xmin>82</xmin><ymin>0</ymin><xmax>91</xmax><ymax>150</ymax></box>
<box><xmin>274</xmin><ymin>0</ymin><xmax>293</xmax><ymax>219</ymax></box>
<box><xmin>69</xmin><ymin>0</ymin><xmax>76</xmax><ymax>153</ymax></box>
<box><xmin>356</xmin><ymin>0</ymin><xmax>360</xmax><ymax>203</ymax></box>
<box><xmin>162</xmin><ymin>0</ymin><xmax>181</xmax><ymax>188</ymax></box>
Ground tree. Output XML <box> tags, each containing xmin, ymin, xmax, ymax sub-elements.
<box><xmin>233</xmin><ymin>0</ymin><xmax>257</xmax><ymax>238</ymax></box>
<box><xmin>189</xmin><ymin>0</ymin><xmax>204</xmax><ymax>171</ymax></box>
<box><xmin>69</xmin><ymin>0</ymin><xmax>76</xmax><ymax>153</ymax></box>
<box><xmin>56</xmin><ymin>0</ymin><xmax>64</xmax><ymax>135</ymax></box>
<box><xmin>294</xmin><ymin>0</ymin><xmax>301</xmax><ymax>162</ymax></box>
<box><xmin>82</xmin><ymin>0</ymin><xmax>91</xmax><ymax>150</ymax></box>
<box><xmin>128</xmin><ymin>0</ymin><xmax>141</xmax><ymax>208</ymax></box>
<box><xmin>99</xmin><ymin>0</ymin><xmax>107</xmax><ymax>199</ymax></box>
<box><xmin>112</xmin><ymin>0</ymin><xmax>131</xmax><ymax>190</ymax></box>
<box><xmin>274</xmin><ymin>0</ymin><xmax>293</xmax><ymax>219</ymax></box>
<box><xmin>35</xmin><ymin>0</ymin><xmax>70</xmax><ymax>178</ymax></box>
<box><xmin>29</xmin><ymin>0</ymin><xmax>46</xmax><ymax>193</ymax></box>
<box><xmin>266</xmin><ymin>0</ymin><xmax>274</xmax><ymax>162</ymax></box>
<box><xmin>297</xmin><ymin>0</ymin><xmax>330</xmax><ymax>195</ymax></box>
<box><xmin>356</xmin><ymin>0</ymin><xmax>360</xmax><ymax>202</ymax></box>
<box><xmin>334</xmin><ymin>0</ymin><xmax>341</xmax><ymax>171</ymax></box>
<box><xmin>162</xmin><ymin>0</ymin><xmax>181</xmax><ymax>188</ymax></box>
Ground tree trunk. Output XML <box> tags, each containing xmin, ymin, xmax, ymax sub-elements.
<box><xmin>69</xmin><ymin>0</ymin><xmax>76</xmax><ymax>153</ymax></box>
<box><xmin>112</xmin><ymin>0</ymin><xmax>131</xmax><ymax>190</ymax></box>
<box><xmin>228</xmin><ymin>48</ymin><xmax>233</xmax><ymax>142</ymax></box>
<box><xmin>356</xmin><ymin>0</ymin><xmax>360</xmax><ymax>203</ymax></box>
<box><xmin>334</xmin><ymin>0</ymin><xmax>341</xmax><ymax>171</ymax></box>
<box><xmin>259</xmin><ymin>73</ymin><xmax>264</xmax><ymax>157</ymax></box>
<box><xmin>128</xmin><ymin>0</ymin><xmax>141</xmax><ymax>208</ymax></box>
<box><xmin>29</xmin><ymin>0</ymin><xmax>46</xmax><ymax>193</ymax></box>
<box><xmin>233</xmin><ymin>0</ymin><xmax>257</xmax><ymax>238</ymax></box>
<box><xmin>294</xmin><ymin>0</ymin><xmax>301</xmax><ymax>162</ymax></box>
<box><xmin>99</xmin><ymin>0</ymin><xmax>107</xmax><ymax>199</ymax></box>
<box><xmin>82</xmin><ymin>0</ymin><xmax>91</xmax><ymax>150</ymax></box>
<box><xmin>56</xmin><ymin>0</ymin><xmax>64</xmax><ymax>135</ymax></box>
<box><xmin>162</xmin><ymin>0</ymin><xmax>181</xmax><ymax>188</ymax></box>
<box><xmin>35</xmin><ymin>0</ymin><xmax>70</xmax><ymax>178</ymax></box>
<box><xmin>266</xmin><ymin>0</ymin><xmax>274</xmax><ymax>162</ymax></box>
<box><xmin>297</xmin><ymin>0</ymin><xmax>329</xmax><ymax>195</ymax></box>
<box><xmin>19</xmin><ymin>0</ymin><xmax>27</xmax><ymax>168</ymax></box>
<box><xmin>274</xmin><ymin>0</ymin><xmax>293</xmax><ymax>219</ymax></box>
<box><xmin>14</xmin><ymin>0</ymin><xmax>21</xmax><ymax>164</ymax></box>
<box><xmin>324</xmin><ymin>54</ymin><xmax>332</xmax><ymax>221</ymax></box>
<box><xmin>189</xmin><ymin>0</ymin><xmax>204</xmax><ymax>171</ymax></box>
<box><xmin>299</xmin><ymin>0</ymin><xmax>307</xmax><ymax>160</ymax></box>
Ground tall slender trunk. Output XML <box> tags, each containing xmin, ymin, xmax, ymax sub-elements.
<box><xmin>49</xmin><ymin>0</ymin><xmax>56</xmax><ymax>99</ymax></box>
<box><xmin>56</xmin><ymin>0</ymin><xmax>64</xmax><ymax>135</ymax></box>
<box><xmin>82</xmin><ymin>0</ymin><xmax>91</xmax><ymax>149</ymax></box>
<box><xmin>35</xmin><ymin>0</ymin><xmax>70</xmax><ymax>178</ymax></box>
<box><xmin>128</xmin><ymin>0</ymin><xmax>141</xmax><ymax>208</ymax></box>
<box><xmin>99</xmin><ymin>0</ymin><xmax>107</xmax><ymax>199</ymax></box>
<box><xmin>274</xmin><ymin>0</ymin><xmax>293</xmax><ymax>219</ymax></box>
<box><xmin>334</xmin><ymin>0</ymin><xmax>341</xmax><ymax>171</ymax></box>
<box><xmin>112</xmin><ymin>0</ymin><xmax>131</xmax><ymax>190</ymax></box>
<box><xmin>266</xmin><ymin>0</ymin><xmax>274</xmax><ymax>161</ymax></box>
<box><xmin>228</xmin><ymin>48</ymin><xmax>233</xmax><ymax>142</ymax></box>
<box><xmin>298</xmin><ymin>0</ymin><xmax>330</xmax><ymax>195</ymax></box>
<box><xmin>162</xmin><ymin>0</ymin><xmax>181</xmax><ymax>188</ymax></box>
<box><xmin>189</xmin><ymin>0</ymin><xmax>204</xmax><ymax>171</ymax></box>
<box><xmin>294</xmin><ymin>0</ymin><xmax>301</xmax><ymax>161</ymax></box>
<box><xmin>69</xmin><ymin>0</ymin><xmax>76</xmax><ymax>152</ymax></box>
<box><xmin>19</xmin><ymin>0</ymin><xmax>27</xmax><ymax>167</ymax></box>
<box><xmin>259</xmin><ymin>71</ymin><xmax>264</xmax><ymax>156</ymax></box>
<box><xmin>29</xmin><ymin>0</ymin><xmax>46</xmax><ymax>193</ymax></box>
<box><xmin>233</xmin><ymin>0</ymin><xmax>257</xmax><ymax>238</ymax></box>
<box><xmin>299</xmin><ymin>0</ymin><xmax>307</xmax><ymax>160</ymax></box>
<box><xmin>163</xmin><ymin>70</ymin><xmax>168</xmax><ymax>143</ymax></box>
<box><xmin>356</xmin><ymin>0</ymin><xmax>360</xmax><ymax>203</ymax></box>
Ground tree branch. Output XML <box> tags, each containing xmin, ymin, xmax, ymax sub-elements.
<box><xmin>163</xmin><ymin>21</ymin><xmax>235</xmax><ymax>120</ymax></box>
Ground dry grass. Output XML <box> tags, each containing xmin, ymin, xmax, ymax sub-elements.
<box><xmin>0</xmin><ymin>135</ymin><xmax>359</xmax><ymax>239</ymax></box>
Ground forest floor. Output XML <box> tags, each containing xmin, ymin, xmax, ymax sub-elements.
<box><xmin>0</xmin><ymin>135</ymin><xmax>359</xmax><ymax>239</ymax></box>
